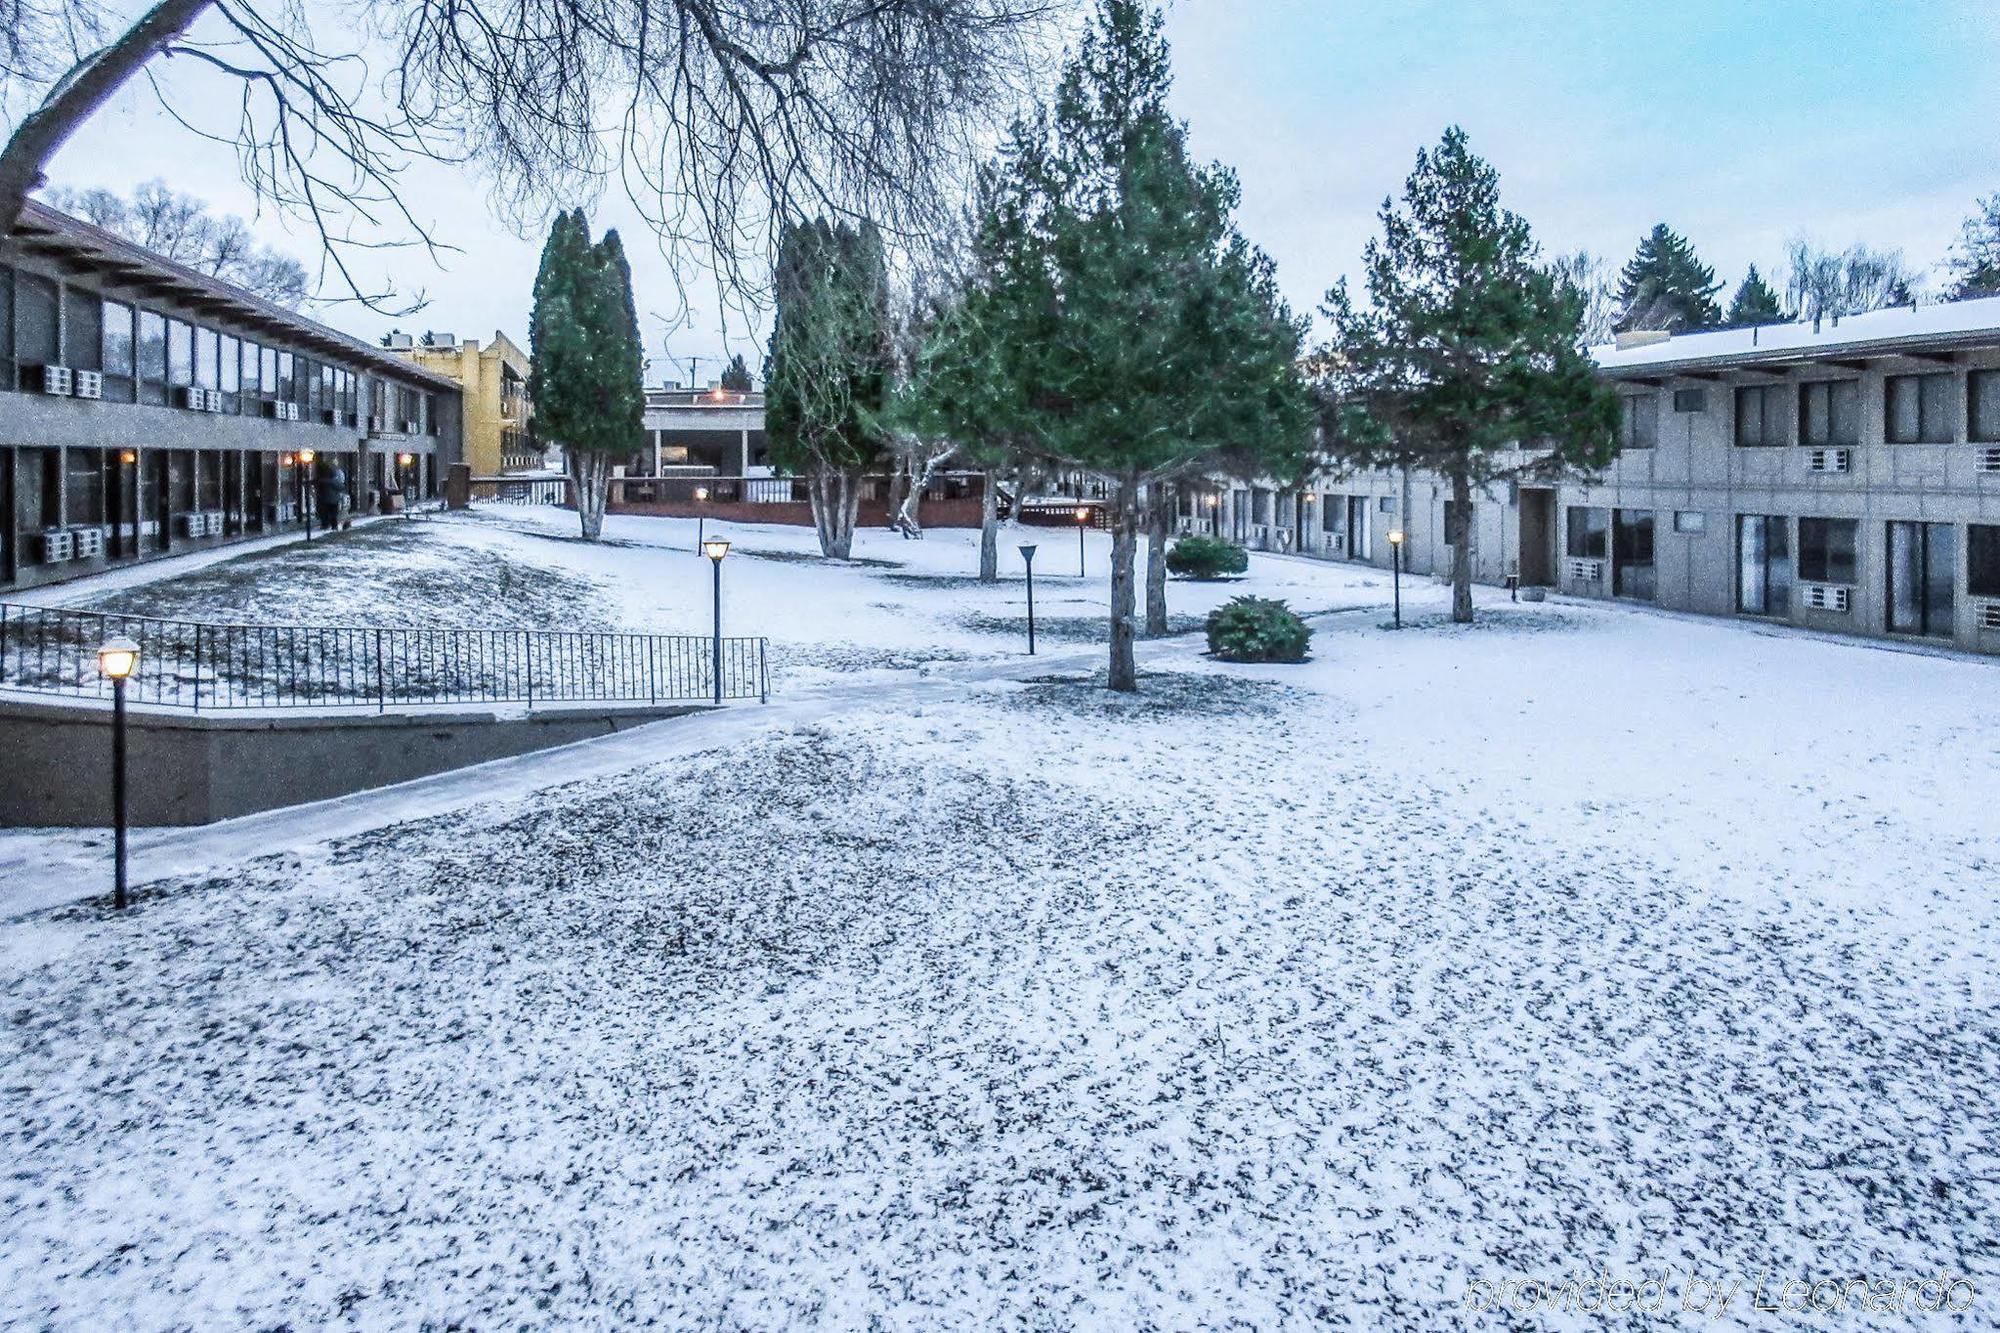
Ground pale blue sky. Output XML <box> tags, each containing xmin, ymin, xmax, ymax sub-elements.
<box><xmin>32</xmin><ymin>0</ymin><xmax>2000</xmax><ymax>372</ymax></box>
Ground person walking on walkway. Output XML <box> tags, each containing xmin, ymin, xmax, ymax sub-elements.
<box><xmin>315</xmin><ymin>461</ymin><xmax>347</xmax><ymax>532</ymax></box>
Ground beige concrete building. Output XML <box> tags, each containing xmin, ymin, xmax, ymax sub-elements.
<box><xmin>1200</xmin><ymin>298</ymin><xmax>2000</xmax><ymax>656</ymax></box>
<box><xmin>390</xmin><ymin>331</ymin><xmax>535</xmax><ymax>477</ymax></box>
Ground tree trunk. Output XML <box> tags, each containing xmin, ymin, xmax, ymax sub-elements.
<box><xmin>0</xmin><ymin>0</ymin><xmax>217</xmax><ymax>232</ymax></box>
<box><xmin>568</xmin><ymin>450</ymin><xmax>610</xmax><ymax>540</ymax></box>
<box><xmin>1107</xmin><ymin>477</ymin><xmax>1140</xmax><ymax>692</ymax></box>
<box><xmin>807</xmin><ymin>465</ymin><xmax>859</xmax><ymax>558</ymax></box>
<box><xmin>978</xmin><ymin>467</ymin><xmax>1000</xmax><ymax>583</ymax></box>
<box><xmin>1144</xmin><ymin>481</ymin><xmax>1169</xmax><ymax>637</ymax></box>
<box><xmin>885</xmin><ymin>462</ymin><xmax>908</xmax><ymax>533</ymax></box>
<box><xmin>1450</xmin><ymin>469</ymin><xmax>1474</xmax><ymax>624</ymax></box>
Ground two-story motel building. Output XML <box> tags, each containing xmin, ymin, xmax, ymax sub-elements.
<box><xmin>1</xmin><ymin>200</ymin><xmax>463</xmax><ymax>592</ymax></box>
<box><xmin>1196</xmin><ymin>298</ymin><xmax>2000</xmax><ymax>655</ymax></box>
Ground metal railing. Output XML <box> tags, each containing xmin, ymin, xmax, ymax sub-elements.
<box><xmin>0</xmin><ymin>603</ymin><xmax>768</xmax><ymax>712</ymax></box>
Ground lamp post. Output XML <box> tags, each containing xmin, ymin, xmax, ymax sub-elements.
<box><xmin>297</xmin><ymin>448</ymin><xmax>317</xmax><ymax>541</ymax></box>
<box><xmin>1300</xmin><ymin>491</ymin><xmax>1315</xmax><ymax>554</ymax></box>
<box><xmin>117</xmin><ymin>450</ymin><xmax>138</xmax><ymax>557</ymax></box>
<box><xmin>1205</xmin><ymin>491</ymin><xmax>1220</xmax><ymax>536</ymax></box>
<box><xmin>694</xmin><ymin>486</ymin><xmax>710</xmax><ymax>554</ymax></box>
<box><xmin>98</xmin><ymin>636</ymin><xmax>140</xmax><ymax>910</ymax></box>
<box><xmin>1019</xmin><ymin>543</ymin><xmax>1039</xmax><ymax>654</ymax></box>
<box><xmin>1387</xmin><ymin>527</ymin><xmax>1406</xmax><ymax>628</ymax></box>
<box><xmin>703</xmin><ymin>538</ymin><xmax>730</xmax><ymax>703</ymax></box>
<box><xmin>397</xmin><ymin>452</ymin><xmax>415</xmax><ymax>519</ymax></box>
<box><xmin>1075</xmin><ymin>505</ymin><xmax>1090</xmax><ymax>577</ymax></box>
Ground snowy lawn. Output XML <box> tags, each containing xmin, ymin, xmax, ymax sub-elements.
<box><xmin>4</xmin><ymin>580</ymin><xmax>1998</xmax><ymax>1326</ymax></box>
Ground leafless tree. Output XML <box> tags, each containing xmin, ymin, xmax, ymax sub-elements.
<box><xmin>1546</xmin><ymin>249</ymin><xmax>1617</xmax><ymax>346</ymax></box>
<box><xmin>2</xmin><ymin>0</ymin><xmax>1076</xmax><ymax>310</ymax></box>
<box><xmin>44</xmin><ymin>177</ymin><xmax>310</xmax><ymax>303</ymax></box>
<box><xmin>1784</xmin><ymin>239</ymin><xmax>1921</xmax><ymax>323</ymax></box>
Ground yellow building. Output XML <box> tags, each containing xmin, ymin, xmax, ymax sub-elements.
<box><xmin>389</xmin><ymin>331</ymin><xmax>535</xmax><ymax>476</ymax></box>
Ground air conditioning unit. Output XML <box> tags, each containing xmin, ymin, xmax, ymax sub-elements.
<box><xmin>1979</xmin><ymin>600</ymin><xmax>2000</xmax><ymax>631</ymax></box>
<box><xmin>1566</xmin><ymin>557</ymin><xmax>1603</xmax><ymax>581</ymax></box>
<box><xmin>38</xmin><ymin>530</ymin><xmax>75</xmax><ymax>562</ymax></box>
<box><xmin>207</xmin><ymin>389</ymin><xmax>227</xmax><ymax>412</ymax></box>
<box><xmin>322</xmin><ymin>409</ymin><xmax>340</xmax><ymax>425</ymax></box>
<box><xmin>402</xmin><ymin>420</ymin><xmax>420</xmax><ymax>435</ymax></box>
<box><xmin>1977</xmin><ymin>446</ymin><xmax>2000</xmax><ymax>474</ymax></box>
<box><xmin>33</xmin><ymin>365</ymin><xmax>73</xmax><ymax>395</ymax></box>
<box><xmin>72</xmin><ymin>527</ymin><xmax>105</xmax><ymax>559</ymax></box>
<box><xmin>369</xmin><ymin>415</ymin><xmax>386</xmax><ymax>433</ymax></box>
<box><xmin>72</xmin><ymin>370</ymin><xmax>103</xmax><ymax>400</ymax></box>
<box><xmin>178</xmin><ymin>385</ymin><xmax>204</xmax><ymax>410</ymax></box>
<box><xmin>1804</xmin><ymin>448</ymin><xmax>1851</xmax><ymax>474</ymax></box>
<box><xmin>1800</xmin><ymin>583</ymin><xmax>1851</xmax><ymax>613</ymax></box>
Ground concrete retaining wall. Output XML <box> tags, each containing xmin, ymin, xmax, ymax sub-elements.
<box><xmin>0</xmin><ymin>698</ymin><xmax>706</xmax><ymax>827</ymax></box>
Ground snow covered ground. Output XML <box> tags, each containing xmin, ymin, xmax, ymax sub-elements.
<box><xmin>4</xmin><ymin>505</ymin><xmax>1999</xmax><ymax>1327</ymax></box>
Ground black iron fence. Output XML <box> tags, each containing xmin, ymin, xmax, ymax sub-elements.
<box><xmin>0</xmin><ymin>603</ymin><xmax>768</xmax><ymax>711</ymax></box>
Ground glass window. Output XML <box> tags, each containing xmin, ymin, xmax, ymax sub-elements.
<box><xmin>15</xmin><ymin>271</ymin><xmax>58</xmax><ymax>366</ymax></box>
<box><xmin>1620</xmin><ymin>393</ymin><xmax>1659</xmax><ymax>448</ymax></box>
<box><xmin>1444</xmin><ymin>499</ymin><xmax>1464</xmax><ymax>546</ymax></box>
<box><xmin>1885</xmin><ymin>372</ymin><xmax>1955</xmax><ymax>443</ymax></box>
<box><xmin>1887</xmin><ymin>521</ymin><xmax>1955</xmax><ymax>637</ymax></box>
<box><xmin>62</xmin><ymin>286</ymin><xmax>102</xmax><ymax>370</ymax></box>
<box><xmin>220</xmin><ymin>334</ymin><xmax>240</xmax><ymax>393</ymax></box>
<box><xmin>1674</xmin><ymin>510</ymin><xmax>1706</xmax><ymax>535</ymax></box>
<box><xmin>1566</xmin><ymin>505</ymin><xmax>1608</xmax><ymax>560</ymax></box>
<box><xmin>1797</xmin><ymin>517</ymin><xmax>1859</xmax><ymax>585</ymax></box>
<box><xmin>1969</xmin><ymin>525</ymin><xmax>2000</xmax><ymax>598</ymax></box>
<box><xmin>167</xmin><ymin>319</ymin><xmax>193</xmax><ymax>387</ymax></box>
<box><xmin>196</xmin><ymin>326</ymin><xmax>221</xmax><ymax>390</ymax></box>
<box><xmin>1672</xmin><ymin>387</ymin><xmax>1707</xmax><ymax>414</ymax></box>
<box><xmin>242</xmin><ymin>340</ymin><xmax>262</xmax><ymax>396</ymax></box>
<box><xmin>137</xmin><ymin>310</ymin><xmax>167</xmax><ymax>404</ymax></box>
<box><xmin>1737</xmin><ymin>515</ymin><xmax>1793</xmax><ymax>615</ymax></box>
<box><xmin>1734</xmin><ymin>385</ymin><xmax>1785</xmax><ymax>446</ymax></box>
<box><xmin>101</xmin><ymin>300</ymin><xmax>135</xmax><ymax>401</ymax></box>
<box><xmin>262</xmin><ymin>345</ymin><xmax>279</xmax><ymax>396</ymax></box>
<box><xmin>1970</xmin><ymin>371</ymin><xmax>2000</xmax><ymax>442</ymax></box>
<box><xmin>1799</xmin><ymin>380</ymin><xmax>1860</xmax><ymax>448</ymax></box>
<box><xmin>275</xmin><ymin>351</ymin><xmax>294</xmax><ymax>402</ymax></box>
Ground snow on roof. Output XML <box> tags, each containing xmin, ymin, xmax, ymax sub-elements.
<box><xmin>1590</xmin><ymin>296</ymin><xmax>2000</xmax><ymax>375</ymax></box>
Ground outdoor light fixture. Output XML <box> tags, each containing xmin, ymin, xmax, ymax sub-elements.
<box><xmin>694</xmin><ymin>487</ymin><xmax>711</xmax><ymax>553</ymax></box>
<box><xmin>1387</xmin><ymin>528</ymin><xmax>1406</xmax><ymax>629</ymax></box>
<box><xmin>1019</xmin><ymin>543</ymin><xmax>1040</xmax><ymax>655</ymax></box>
<box><xmin>296</xmin><ymin>450</ymin><xmax>317</xmax><ymax>541</ymax></box>
<box><xmin>97</xmin><ymin>636</ymin><xmax>140</xmax><ymax>911</ymax></box>
<box><xmin>704</xmin><ymin>539</ymin><xmax>730</xmax><ymax>704</ymax></box>
<box><xmin>1075</xmin><ymin>505</ymin><xmax>1090</xmax><ymax>577</ymax></box>
<box><xmin>298</xmin><ymin>449</ymin><xmax>316</xmax><ymax>465</ymax></box>
<box><xmin>396</xmin><ymin>453</ymin><xmax>416</xmax><ymax>519</ymax></box>
<box><xmin>119</xmin><ymin>449</ymin><xmax>137</xmax><ymax>465</ymax></box>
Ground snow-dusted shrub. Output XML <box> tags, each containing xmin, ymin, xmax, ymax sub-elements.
<box><xmin>1205</xmin><ymin>596</ymin><xmax>1311</xmax><ymax>662</ymax></box>
<box><xmin>1166</xmin><ymin>535</ymin><xmax>1249</xmax><ymax>580</ymax></box>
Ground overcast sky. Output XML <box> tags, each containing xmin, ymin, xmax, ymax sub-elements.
<box><xmin>32</xmin><ymin>0</ymin><xmax>2000</xmax><ymax>382</ymax></box>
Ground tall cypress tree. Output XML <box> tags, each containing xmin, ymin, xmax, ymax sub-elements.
<box><xmin>1321</xmin><ymin>127</ymin><xmax>1619</xmax><ymax>625</ymax></box>
<box><xmin>915</xmin><ymin>0</ymin><xmax>1312</xmax><ymax>691</ymax></box>
<box><xmin>1614</xmin><ymin>223</ymin><xmax>1723</xmax><ymax>332</ymax></box>
<box><xmin>1724</xmin><ymin>265</ymin><xmax>1786</xmax><ymax>327</ymax></box>
<box><xmin>529</xmin><ymin>210</ymin><xmax>645</xmax><ymax>541</ymax></box>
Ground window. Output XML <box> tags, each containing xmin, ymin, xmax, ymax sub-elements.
<box><xmin>1734</xmin><ymin>384</ymin><xmax>1786</xmax><ymax>446</ymax></box>
<box><xmin>167</xmin><ymin>319</ymin><xmax>192</xmax><ymax>388</ymax></box>
<box><xmin>275</xmin><ymin>350</ymin><xmax>294</xmax><ymax>403</ymax></box>
<box><xmin>137</xmin><ymin>310</ymin><xmax>167</xmax><ymax>405</ymax></box>
<box><xmin>1797</xmin><ymin>517</ymin><xmax>1858</xmax><ymax>585</ymax></box>
<box><xmin>1887</xmin><ymin>521</ymin><xmax>1955</xmax><ymax>637</ymax></box>
<box><xmin>1378</xmin><ymin>496</ymin><xmax>1396</xmax><ymax>514</ymax></box>
<box><xmin>1971</xmin><ymin>371</ymin><xmax>2000</xmax><ymax>442</ymax></box>
<box><xmin>1969</xmin><ymin>525</ymin><xmax>2000</xmax><ymax>598</ymax></box>
<box><xmin>1619</xmin><ymin>393</ymin><xmax>1659</xmax><ymax>448</ymax></box>
<box><xmin>1885</xmin><ymin>372</ymin><xmax>1955</xmax><ymax>443</ymax></box>
<box><xmin>1672</xmin><ymin>388</ymin><xmax>1707</xmax><ymax>414</ymax></box>
<box><xmin>1799</xmin><ymin>379</ymin><xmax>1860</xmax><ymax>448</ymax></box>
<box><xmin>1566</xmin><ymin>505</ymin><xmax>1608</xmax><ymax>560</ymax></box>
<box><xmin>242</xmin><ymin>341</ymin><xmax>261</xmax><ymax>400</ymax></box>
<box><xmin>14</xmin><ymin>271</ymin><xmax>57</xmax><ymax>369</ymax></box>
<box><xmin>220</xmin><ymin>333</ymin><xmax>240</xmax><ymax>410</ymax></box>
<box><xmin>1737</xmin><ymin>515</ymin><xmax>1793</xmax><ymax>615</ymax></box>
<box><xmin>196</xmin><ymin>326</ymin><xmax>221</xmax><ymax>391</ymax></box>
<box><xmin>1613</xmin><ymin>510</ymin><xmax>1655</xmax><ymax>600</ymax></box>
<box><xmin>101</xmin><ymin>300</ymin><xmax>135</xmax><ymax>402</ymax></box>
<box><xmin>1674</xmin><ymin>510</ymin><xmax>1707</xmax><ymax>535</ymax></box>
<box><xmin>262</xmin><ymin>345</ymin><xmax>279</xmax><ymax>398</ymax></box>
<box><xmin>62</xmin><ymin>286</ymin><xmax>102</xmax><ymax>371</ymax></box>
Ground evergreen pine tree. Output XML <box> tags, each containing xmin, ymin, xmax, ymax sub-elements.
<box><xmin>914</xmin><ymin>0</ymin><xmax>1313</xmax><ymax>690</ymax></box>
<box><xmin>1614</xmin><ymin>223</ymin><xmax>1723</xmax><ymax>332</ymax></box>
<box><xmin>528</xmin><ymin>210</ymin><xmax>645</xmax><ymax>540</ymax></box>
<box><xmin>765</xmin><ymin>217</ymin><xmax>893</xmax><ymax>559</ymax></box>
<box><xmin>1947</xmin><ymin>194</ymin><xmax>2000</xmax><ymax>300</ymax></box>
<box><xmin>1321</xmin><ymin>126</ymin><xmax>1619</xmax><ymax>625</ymax></box>
<box><xmin>1724</xmin><ymin>264</ymin><xmax>1786</xmax><ymax>327</ymax></box>
<box><xmin>720</xmin><ymin>354</ymin><xmax>754</xmax><ymax>392</ymax></box>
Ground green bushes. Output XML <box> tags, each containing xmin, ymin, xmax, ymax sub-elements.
<box><xmin>1165</xmin><ymin>535</ymin><xmax>1249</xmax><ymax>580</ymax></box>
<box><xmin>1205</xmin><ymin>596</ymin><xmax>1312</xmax><ymax>663</ymax></box>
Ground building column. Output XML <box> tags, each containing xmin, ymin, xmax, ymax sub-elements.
<box><xmin>738</xmin><ymin>426</ymin><xmax>752</xmax><ymax>475</ymax></box>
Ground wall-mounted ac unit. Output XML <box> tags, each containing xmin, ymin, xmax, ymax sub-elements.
<box><xmin>72</xmin><ymin>370</ymin><xmax>103</xmax><ymax>400</ymax></box>
<box><xmin>1977</xmin><ymin>446</ymin><xmax>2000</xmax><ymax>474</ymax></box>
<box><xmin>1980</xmin><ymin>600</ymin><xmax>2000</xmax><ymax>631</ymax></box>
<box><xmin>72</xmin><ymin>527</ymin><xmax>105</xmax><ymax>559</ymax></box>
<box><xmin>402</xmin><ymin>420</ymin><xmax>420</xmax><ymax>434</ymax></box>
<box><xmin>1566</xmin><ymin>557</ymin><xmax>1603</xmax><ymax>581</ymax></box>
<box><xmin>33</xmin><ymin>365</ymin><xmax>73</xmax><ymax>395</ymax></box>
<box><xmin>1799</xmin><ymin>583</ymin><xmax>1851</xmax><ymax>613</ymax></box>
<box><xmin>1804</xmin><ymin>447</ymin><xmax>1851</xmax><ymax>474</ymax></box>
<box><xmin>1324</xmin><ymin>533</ymin><xmax>1342</xmax><ymax>554</ymax></box>
<box><xmin>178</xmin><ymin>385</ymin><xmax>204</xmax><ymax>410</ymax></box>
<box><xmin>180</xmin><ymin>511</ymin><xmax>224</xmax><ymax>539</ymax></box>
<box><xmin>38</xmin><ymin>530</ymin><xmax>75</xmax><ymax>562</ymax></box>
<box><xmin>207</xmin><ymin>389</ymin><xmax>227</xmax><ymax>412</ymax></box>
